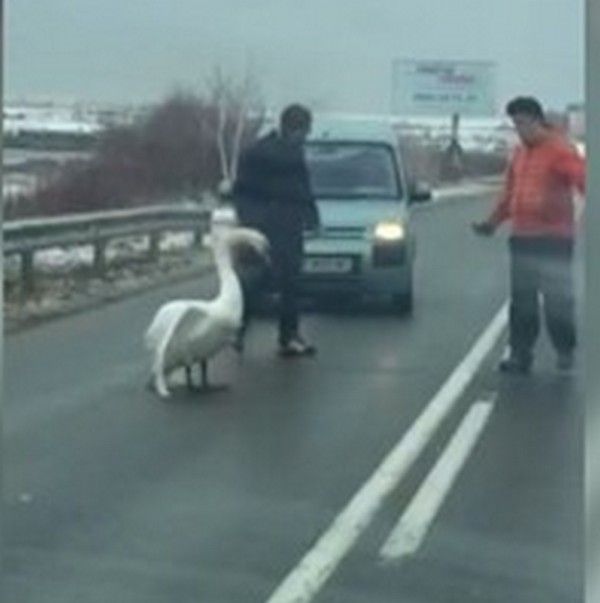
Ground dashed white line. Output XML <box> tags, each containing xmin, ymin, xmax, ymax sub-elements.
<box><xmin>380</xmin><ymin>399</ymin><xmax>495</xmax><ymax>561</ymax></box>
<box><xmin>264</xmin><ymin>303</ymin><xmax>508</xmax><ymax>603</ymax></box>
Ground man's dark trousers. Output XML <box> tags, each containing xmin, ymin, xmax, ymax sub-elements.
<box><xmin>238</xmin><ymin>216</ymin><xmax>304</xmax><ymax>346</ymax></box>
<box><xmin>508</xmin><ymin>235</ymin><xmax>576</xmax><ymax>360</ymax></box>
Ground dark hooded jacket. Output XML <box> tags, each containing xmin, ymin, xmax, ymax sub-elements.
<box><xmin>232</xmin><ymin>130</ymin><xmax>319</xmax><ymax>243</ymax></box>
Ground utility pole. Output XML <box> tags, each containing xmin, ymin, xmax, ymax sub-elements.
<box><xmin>441</xmin><ymin>112</ymin><xmax>464</xmax><ymax>182</ymax></box>
<box><xmin>587</xmin><ymin>3</ymin><xmax>600</xmax><ymax>600</ymax></box>
<box><xmin>1</xmin><ymin>0</ymin><xmax>5</xmax><ymax>587</ymax></box>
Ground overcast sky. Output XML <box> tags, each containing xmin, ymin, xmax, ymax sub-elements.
<box><xmin>6</xmin><ymin>0</ymin><xmax>584</xmax><ymax>114</ymax></box>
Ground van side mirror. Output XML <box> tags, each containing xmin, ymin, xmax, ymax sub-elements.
<box><xmin>408</xmin><ymin>181</ymin><xmax>433</xmax><ymax>204</ymax></box>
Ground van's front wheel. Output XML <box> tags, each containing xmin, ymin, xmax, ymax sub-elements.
<box><xmin>391</xmin><ymin>288</ymin><xmax>413</xmax><ymax>315</ymax></box>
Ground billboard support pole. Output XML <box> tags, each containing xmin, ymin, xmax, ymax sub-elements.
<box><xmin>442</xmin><ymin>112</ymin><xmax>464</xmax><ymax>182</ymax></box>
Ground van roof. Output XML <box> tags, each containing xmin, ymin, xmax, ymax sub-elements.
<box><xmin>308</xmin><ymin>118</ymin><xmax>399</xmax><ymax>145</ymax></box>
<box><xmin>258</xmin><ymin>115</ymin><xmax>399</xmax><ymax>145</ymax></box>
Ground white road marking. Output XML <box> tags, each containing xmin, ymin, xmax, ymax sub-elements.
<box><xmin>264</xmin><ymin>303</ymin><xmax>508</xmax><ymax>603</ymax></box>
<box><xmin>433</xmin><ymin>182</ymin><xmax>499</xmax><ymax>201</ymax></box>
<box><xmin>380</xmin><ymin>400</ymin><xmax>495</xmax><ymax>561</ymax></box>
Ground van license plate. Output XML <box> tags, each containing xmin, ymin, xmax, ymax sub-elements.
<box><xmin>303</xmin><ymin>256</ymin><xmax>353</xmax><ymax>274</ymax></box>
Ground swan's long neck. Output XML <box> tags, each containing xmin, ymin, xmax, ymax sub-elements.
<box><xmin>213</xmin><ymin>240</ymin><xmax>243</xmax><ymax>321</ymax></box>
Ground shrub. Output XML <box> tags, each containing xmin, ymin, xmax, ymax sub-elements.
<box><xmin>12</xmin><ymin>88</ymin><xmax>263</xmax><ymax>218</ymax></box>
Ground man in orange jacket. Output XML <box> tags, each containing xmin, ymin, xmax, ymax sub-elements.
<box><xmin>473</xmin><ymin>96</ymin><xmax>585</xmax><ymax>374</ymax></box>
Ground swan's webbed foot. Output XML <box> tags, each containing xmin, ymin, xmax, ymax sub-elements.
<box><xmin>187</xmin><ymin>360</ymin><xmax>229</xmax><ymax>394</ymax></box>
<box><xmin>195</xmin><ymin>382</ymin><xmax>230</xmax><ymax>394</ymax></box>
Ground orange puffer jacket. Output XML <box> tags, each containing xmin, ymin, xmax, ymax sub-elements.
<box><xmin>489</xmin><ymin>133</ymin><xmax>585</xmax><ymax>237</ymax></box>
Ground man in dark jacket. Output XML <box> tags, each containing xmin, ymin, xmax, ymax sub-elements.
<box><xmin>233</xmin><ymin>104</ymin><xmax>320</xmax><ymax>357</ymax></box>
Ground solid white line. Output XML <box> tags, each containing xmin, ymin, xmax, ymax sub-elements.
<box><xmin>412</xmin><ymin>183</ymin><xmax>500</xmax><ymax>214</ymax></box>
<box><xmin>379</xmin><ymin>400</ymin><xmax>495</xmax><ymax>561</ymax></box>
<box><xmin>264</xmin><ymin>303</ymin><xmax>508</xmax><ymax>603</ymax></box>
<box><xmin>433</xmin><ymin>181</ymin><xmax>500</xmax><ymax>200</ymax></box>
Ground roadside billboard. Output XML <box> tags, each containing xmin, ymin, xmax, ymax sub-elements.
<box><xmin>391</xmin><ymin>59</ymin><xmax>497</xmax><ymax>117</ymax></box>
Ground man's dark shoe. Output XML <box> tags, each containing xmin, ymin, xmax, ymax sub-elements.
<box><xmin>278</xmin><ymin>337</ymin><xmax>317</xmax><ymax>358</ymax></box>
<box><xmin>498</xmin><ymin>354</ymin><xmax>532</xmax><ymax>375</ymax></box>
<box><xmin>557</xmin><ymin>352</ymin><xmax>574</xmax><ymax>372</ymax></box>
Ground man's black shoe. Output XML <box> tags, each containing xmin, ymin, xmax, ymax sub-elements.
<box><xmin>278</xmin><ymin>338</ymin><xmax>317</xmax><ymax>358</ymax></box>
<box><xmin>498</xmin><ymin>355</ymin><xmax>532</xmax><ymax>375</ymax></box>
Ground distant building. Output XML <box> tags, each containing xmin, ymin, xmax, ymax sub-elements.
<box><xmin>2</xmin><ymin>155</ymin><xmax>65</xmax><ymax>203</ymax></box>
<box><xmin>3</xmin><ymin>147</ymin><xmax>93</xmax><ymax>205</ymax></box>
<box><xmin>3</xmin><ymin>172</ymin><xmax>38</xmax><ymax>200</ymax></box>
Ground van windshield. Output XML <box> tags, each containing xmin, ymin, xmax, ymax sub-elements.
<box><xmin>305</xmin><ymin>142</ymin><xmax>402</xmax><ymax>200</ymax></box>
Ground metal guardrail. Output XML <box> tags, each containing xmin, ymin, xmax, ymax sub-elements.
<box><xmin>4</xmin><ymin>203</ymin><xmax>212</xmax><ymax>295</ymax></box>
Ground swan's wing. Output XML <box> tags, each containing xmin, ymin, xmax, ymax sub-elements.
<box><xmin>168</xmin><ymin>303</ymin><xmax>237</xmax><ymax>363</ymax></box>
<box><xmin>145</xmin><ymin>302</ymin><xmax>212</xmax><ymax>364</ymax></box>
<box><xmin>144</xmin><ymin>301</ymin><xmax>192</xmax><ymax>351</ymax></box>
<box><xmin>168</xmin><ymin>304</ymin><xmax>212</xmax><ymax>348</ymax></box>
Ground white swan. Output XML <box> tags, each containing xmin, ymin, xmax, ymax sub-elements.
<box><xmin>144</xmin><ymin>226</ymin><xmax>269</xmax><ymax>397</ymax></box>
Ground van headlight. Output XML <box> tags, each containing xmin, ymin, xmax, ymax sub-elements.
<box><xmin>374</xmin><ymin>221</ymin><xmax>405</xmax><ymax>242</ymax></box>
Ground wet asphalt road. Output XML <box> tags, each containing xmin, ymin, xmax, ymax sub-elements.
<box><xmin>3</xmin><ymin>191</ymin><xmax>582</xmax><ymax>602</ymax></box>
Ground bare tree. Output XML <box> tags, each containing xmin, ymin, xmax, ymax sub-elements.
<box><xmin>205</xmin><ymin>65</ymin><xmax>265</xmax><ymax>191</ymax></box>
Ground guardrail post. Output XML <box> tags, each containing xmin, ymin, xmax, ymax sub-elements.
<box><xmin>194</xmin><ymin>216</ymin><xmax>209</xmax><ymax>247</ymax></box>
<box><xmin>194</xmin><ymin>228</ymin><xmax>204</xmax><ymax>247</ymax></box>
<box><xmin>148</xmin><ymin>233</ymin><xmax>160</xmax><ymax>261</ymax></box>
<box><xmin>21</xmin><ymin>250</ymin><xmax>35</xmax><ymax>297</ymax></box>
<box><xmin>93</xmin><ymin>240</ymin><xmax>107</xmax><ymax>276</ymax></box>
